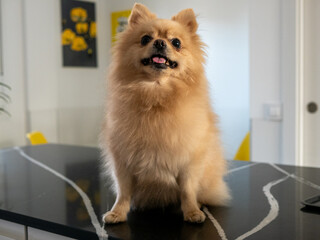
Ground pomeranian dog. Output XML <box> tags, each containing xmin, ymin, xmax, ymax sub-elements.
<box><xmin>101</xmin><ymin>3</ymin><xmax>230</xmax><ymax>224</ymax></box>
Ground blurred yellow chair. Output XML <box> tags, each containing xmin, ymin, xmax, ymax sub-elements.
<box><xmin>234</xmin><ymin>132</ymin><xmax>250</xmax><ymax>161</ymax></box>
<box><xmin>26</xmin><ymin>131</ymin><xmax>48</xmax><ymax>145</ymax></box>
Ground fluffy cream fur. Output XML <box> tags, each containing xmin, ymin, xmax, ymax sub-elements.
<box><xmin>100</xmin><ymin>3</ymin><xmax>230</xmax><ymax>224</ymax></box>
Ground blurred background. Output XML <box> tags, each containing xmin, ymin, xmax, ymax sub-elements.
<box><xmin>0</xmin><ymin>0</ymin><xmax>319</xmax><ymax>167</ymax></box>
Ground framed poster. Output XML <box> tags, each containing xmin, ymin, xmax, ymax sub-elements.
<box><xmin>61</xmin><ymin>0</ymin><xmax>97</xmax><ymax>67</ymax></box>
<box><xmin>111</xmin><ymin>10</ymin><xmax>131</xmax><ymax>44</ymax></box>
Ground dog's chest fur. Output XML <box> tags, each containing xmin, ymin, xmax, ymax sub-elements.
<box><xmin>111</xmin><ymin>105</ymin><xmax>189</xmax><ymax>179</ymax></box>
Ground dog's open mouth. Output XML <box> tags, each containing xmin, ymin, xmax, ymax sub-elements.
<box><xmin>141</xmin><ymin>54</ymin><xmax>178</xmax><ymax>69</ymax></box>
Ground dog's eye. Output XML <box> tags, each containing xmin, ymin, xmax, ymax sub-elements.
<box><xmin>141</xmin><ymin>35</ymin><xmax>152</xmax><ymax>46</ymax></box>
<box><xmin>171</xmin><ymin>38</ymin><xmax>181</xmax><ymax>49</ymax></box>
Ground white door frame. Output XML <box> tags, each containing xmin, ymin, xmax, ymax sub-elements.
<box><xmin>280</xmin><ymin>0</ymin><xmax>309</xmax><ymax>167</ymax></box>
<box><xmin>295</xmin><ymin>0</ymin><xmax>305</xmax><ymax>166</ymax></box>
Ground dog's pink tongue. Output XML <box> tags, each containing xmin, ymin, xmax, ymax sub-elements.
<box><xmin>153</xmin><ymin>57</ymin><xmax>166</xmax><ymax>64</ymax></box>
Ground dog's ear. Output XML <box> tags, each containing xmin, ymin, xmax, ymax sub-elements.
<box><xmin>172</xmin><ymin>9</ymin><xmax>198</xmax><ymax>33</ymax></box>
<box><xmin>128</xmin><ymin>3</ymin><xmax>156</xmax><ymax>27</ymax></box>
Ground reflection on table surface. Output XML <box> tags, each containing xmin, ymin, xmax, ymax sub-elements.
<box><xmin>1</xmin><ymin>144</ymin><xmax>320</xmax><ymax>240</ymax></box>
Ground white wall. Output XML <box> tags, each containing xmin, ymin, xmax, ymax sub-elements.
<box><xmin>0</xmin><ymin>0</ymin><xmax>27</xmax><ymax>148</ymax></box>
<box><xmin>23</xmin><ymin>0</ymin><xmax>109</xmax><ymax>146</ymax></box>
<box><xmin>0</xmin><ymin>0</ymin><xmax>303</xmax><ymax>166</ymax></box>
<box><xmin>1</xmin><ymin>0</ymin><xmax>250</xmax><ymax>160</ymax></box>
<box><xmin>107</xmin><ymin>0</ymin><xmax>250</xmax><ymax>160</ymax></box>
<box><xmin>249</xmin><ymin>0</ymin><xmax>297</xmax><ymax>166</ymax></box>
<box><xmin>249</xmin><ymin>0</ymin><xmax>282</xmax><ymax>163</ymax></box>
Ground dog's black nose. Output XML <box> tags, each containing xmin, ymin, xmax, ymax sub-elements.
<box><xmin>153</xmin><ymin>39</ymin><xmax>167</xmax><ymax>50</ymax></box>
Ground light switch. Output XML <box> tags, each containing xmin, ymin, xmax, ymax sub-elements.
<box><xmin>264</xmin><ymin>103</ymin><xmax>282</xmax><ymax>121</ymax></box>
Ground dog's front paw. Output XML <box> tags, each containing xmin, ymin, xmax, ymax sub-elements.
<box><xmin>103</xmin><ymin>211</ymin><xmax>127</xmax><ymax>224</ymax></box>
<box><xmin>184</xmin><ymin>210</ymin><xmax>206</xmax><ymax>223</ymax></box>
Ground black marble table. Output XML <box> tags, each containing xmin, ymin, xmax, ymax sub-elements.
<box><xmin>0</xmin><ymin>144</ymin><xmax>320</xmax><ymax>240</ymax></box>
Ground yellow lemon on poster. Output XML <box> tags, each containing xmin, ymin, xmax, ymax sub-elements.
<box><xmin>70</xmin><ymin>7</ymin><xmax>87</xmax><ymax>22</ymax></box>
<box><xmin>76</xmin><ymin>22</ymin><xmax>88</xmax><ymax>34</ymax></box>
<box><xmin>71</xmin><ymin>36</ymin><xmax>88</xmax><ymax>51</ymax></box>
<box><xmin>90</xmin><ymin>21</ymin><xmax>96</xmax><ymax>38</ymax></box>
<box><xmin>61</xmin><ymin>28</ymin><xmax>76</xmax><ymax>45</ymax></box>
